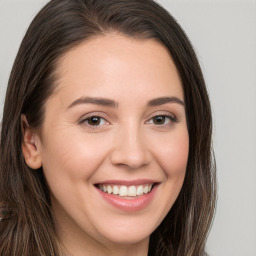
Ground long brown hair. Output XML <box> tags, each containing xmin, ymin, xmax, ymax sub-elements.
<box><xmin>0</xmin><ymin>0</ymin><xmax>216</xmax><ymax>255</ymax></box>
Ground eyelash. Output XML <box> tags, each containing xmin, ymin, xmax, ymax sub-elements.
<box><xmin>79</xmin><ymin>114</ymin><xmax>178</xmax><ymax>129</ymax></box>
<box><xmin>80</xmin><ymin>115</ymin><xmax>109</xmax><ymax>127</ymax></box>
<box><xmin>146</xmin><ymin>115</ymin><xmax>177</xmax><ymax>126</ymax></box>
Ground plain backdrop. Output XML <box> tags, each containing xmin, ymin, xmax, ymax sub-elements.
<box><xmin>0</xmin><ymin>0</ymin><xmax>256</xmax><ymax>255</ymax></box>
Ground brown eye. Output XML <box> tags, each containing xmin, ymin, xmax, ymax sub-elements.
<box><xmin>86</xmin><ymin>116</ymin><xmax>103</xmax><ymax>126</ymax></box>
<box><xmin>79</xmin><ymin>115</ymin><xmax>110</xmax><ymax>129</ymax></box>
<box><xmin>147</xmin><ymin>115</ymin><xmax>177</xmax><ymax>126</ymax></box>
<box><xmin>152</xmin><ymin>116</ymin><xmax>166</xmax><ymax>125</ymax></box>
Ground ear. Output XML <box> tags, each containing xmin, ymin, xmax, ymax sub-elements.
<box><xmin>21</xmin><ymin>114</ymin><xmax>42</xmax><ymax>169</ymax></box>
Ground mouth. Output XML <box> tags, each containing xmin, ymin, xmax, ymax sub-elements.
<box><xmin>95</xmin><ymin>183</ymin><xmax>156</xmax><ymax>198</ymax></box>
<box><xmin>94</xmin><ymin>180</ymin><xmax>159</xmax><ymax>212</ymax></box>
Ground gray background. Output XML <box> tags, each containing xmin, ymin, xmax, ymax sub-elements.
<box><xmin>0</xmin><ymin>0</ymin><xmax>255</xmax><ymax>255</ymax></box>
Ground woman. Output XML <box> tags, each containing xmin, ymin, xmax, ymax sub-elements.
<box><xmin>0</xmin><ymin>0</ymin><xmax>216</xmax><ymax>255</ymax></box>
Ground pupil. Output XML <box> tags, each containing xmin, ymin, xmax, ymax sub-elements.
<box><xmin>154</xmin><ymin>116</ymin><xmax>165</xmax><ymax>125</ymax></box>
<box><xmin>89</xmin><ymin>117</ymin><xmax>100</xmax><ymax>125</ymax></box>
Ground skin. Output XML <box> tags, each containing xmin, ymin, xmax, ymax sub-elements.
<box><xmin>22</xmin><ymin>33</ymin><xmax>189</xmax><ymax>256</ymax></box>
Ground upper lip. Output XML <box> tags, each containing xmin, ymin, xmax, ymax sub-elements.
<box><xmin>94</xmin><ymin>179</ymin><xmax>160</xmax><ymax>186</ymax></box>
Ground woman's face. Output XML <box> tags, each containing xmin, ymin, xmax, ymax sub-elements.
<box><xmin>31</xmin><ymin>34</ymin><xmax>189</xmax><ymax>251</ymax></box>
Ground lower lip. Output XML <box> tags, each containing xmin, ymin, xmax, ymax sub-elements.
<box><xmin>96</xmin><ymin>185</ymin><xmax>158</xmax><ymax>212</ymax></box>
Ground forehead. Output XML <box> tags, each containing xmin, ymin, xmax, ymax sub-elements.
<box><xmin>53</xmin><ymin>33</ymin><xmax>184</xmax><ymax>103</ymax></box>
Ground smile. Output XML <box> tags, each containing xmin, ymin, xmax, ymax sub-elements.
<box><xmin>95</xmin><ymin>181</ymin><xmax>159</xmax><ymax>212</ymax></box>
<box><xmin>97</xmin><ymin>184</ymin><xmax>154</xmax><ymax>197</ymax></box>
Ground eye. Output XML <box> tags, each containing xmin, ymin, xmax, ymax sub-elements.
<box><xmin>147</xmin><ymin>115</ymin><xmax>177</xmax><ymax>126</ymax></box>
<box><xmin>82</xmin><ymin>116</ymin><xmax>109</xmax><ymax>126</ymax></box>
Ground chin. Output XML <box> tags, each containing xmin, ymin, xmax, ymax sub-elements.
<box><xmin>97</xmin><ymin>223</ymin><xmax>153</xmax><ymax>245</ymax></box>
<box><xmin>105</xmin><ymin>233</ymin><xmax>149</xmax><ymax>246</ymax></box>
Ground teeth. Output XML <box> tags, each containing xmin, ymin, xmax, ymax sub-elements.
<box><xmin>113</xmin><ymin>185</ymin><xmax>119</xmax><ymax>195</ymax></box>
<box><xmin>128</xmin><ymin>186</ymin><xmax>136</xmax><ymax>196</ymax></box>
<box><xmin>98</xmin><ymin>184</ymin><xmax>154</xmax><ymax>197</ymax></box>
<box><xmin>143</xmin><ymin>185</ymin><xmax>149</xmax><ymax>194</ymax></box>
<box><xmin>107</xmin><ymin>185</ymin><xmax>112</xmax><ymax>194</ymax></box>
<box><xmin>119</xmin><ymin>186</ymin><xmax>128</xmax><ymax>196</ymax></box>
<box><xmin>136</xmin><ymin>185</ymin><xmax>144</xmax><ymax>196</ymax></box>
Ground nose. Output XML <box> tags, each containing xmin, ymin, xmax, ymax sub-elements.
<box><xmin>110</xmin><ymin>125</ymin><xmax>151</xmax><ymax>169</ymax></box>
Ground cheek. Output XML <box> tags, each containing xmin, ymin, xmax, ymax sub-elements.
<box><xmin>147</xmin><ymin>128</ymin><xmax>189</xmax><ymax>222</ymax></box>
<box><xmin>40</xmin><ymin>129</ymin><xmax>111</xmax><ymax>184</ymax></box>
<box><xmin>152</xmin><ymin>129</ymin><xmax>189</xmax><ymax>178</ymax></box>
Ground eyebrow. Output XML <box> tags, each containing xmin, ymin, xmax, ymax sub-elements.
<box><xmin>147</xmin><ymin>97</ymin><xmax>184</xmax><ymax>106</ymax></box>
<box><xmin>67</xmin><ymin>96</ymin><xmax>184</xmax><ymax>109</ymax></box>
<box><xmin>67</xmin><ymin>97</ymin><xmax>119</xmax><ymax>109</ymax></box>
